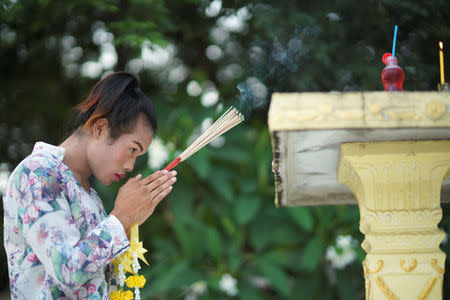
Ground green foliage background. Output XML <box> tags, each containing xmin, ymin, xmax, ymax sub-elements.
<box><xmin>1</xmin><ymin>0</ymin><xmax>450</xmax><ymax>299</ymax></box>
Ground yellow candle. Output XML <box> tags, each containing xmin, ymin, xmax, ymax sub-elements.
<box><xmin>439</xmin><ymin>41</ymin><xmax>445</xmax><ymax>84</ymax></box>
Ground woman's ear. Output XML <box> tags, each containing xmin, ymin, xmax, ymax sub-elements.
<box><xmin>92</xmin><ymin>118</ymin><xmax>109</xmax><ymax>139</ymax></box>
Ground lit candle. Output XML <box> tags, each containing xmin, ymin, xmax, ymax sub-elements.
<box><xmin>439</xmin><ymin>41</ymin><xmax>445</xmax><ymax>84</ymax></box>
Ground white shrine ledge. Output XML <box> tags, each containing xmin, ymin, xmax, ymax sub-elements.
<box><xmin>268</xmin><ymin>92</ymin><xmax>450</xmax><ymax>207</ymax></box>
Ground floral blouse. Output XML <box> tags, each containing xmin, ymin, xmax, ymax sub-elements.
<box><xmin>3</xmin><ymin>142</ymin><xmax>130</xmax><ymax>299</ymax></box>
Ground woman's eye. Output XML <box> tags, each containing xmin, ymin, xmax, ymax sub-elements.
<box><xmin>131</xmin><ymin>148</ymin><xmax>137</xmax><ymax>153</ymax></box>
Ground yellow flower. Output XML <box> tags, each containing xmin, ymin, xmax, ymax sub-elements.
<box><xmin>123</xmin><ymin>290</ymin><xmax>134</xmax><ymax>300</ymax></box>
<box><xmin>110</xmin><ymin>290</ymin><xmax>134</xmax><ymax>300</ymax></box>
<box><xmin>112</xmin><ymin>251</ymin><xmax>134</xmax><ymax>275</ymax></box>
<box><xmin>126</xmin><ymin>275</ymin><xmax>147</xmax><ymax>288</ymax></box>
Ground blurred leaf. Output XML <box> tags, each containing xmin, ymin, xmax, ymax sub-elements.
<box><xmin>221</xmin><ymin>216</ymin><xmax>237</xmax><ymax>236</ymax></box>
<box><xmin>286</xmin><ymin>206</ymin><xmax>314</xmax><ymax>233</ymax></box>
<box><xmin>151</xmin><ymin>260</ymin><xmax>189</xmax><ymax>292</ymax></box>
<box><xmin>314</xmin><ymin>206</ymin><xmax>335</xmax><ymax>233</ymax></box>
<box><xmin>187</xmin><ymin>148</ymin><xmax>211</xmax><ymax>180</ymax></box>
<box><xmin>236</xmin><ymin>176</ymin><xmax>258</xmax><ymax>194</ymax></box>
<box><xmin>301</xmin><ymin>237</ymin><xmax>326</xmax><ymax>272</ymax></box>
<box><xmin>227</xmin><ymin>237</ymin><xmax>244</xmax><ymax>272</ymax></box>
<box><xmin>290</xmin><ymin>272</ymin><xmax>320</xmax><ymax>300</ymax></box>
<box><xmin>249</xmin><ymin>215</ymin><xmax>272</xmax><ymax>251</ymax></box>
<box><xmin>205</xmin><ymin>226</ymin><xmax>223</xmax><ymax>262</ymax></box>
<box><xmin>208</xmin><ymin>169</ymin><xmax>234</xmax><ymax>202</ymax></box>
<box><xmin>168</xmin><ymin>181</ymin><xmax>194</xmax><ymax>224</ymax></box>
<box><xmin>152</xmin><ymin>238</ymin><xmax>178</xmax><ymax>258</ymax></box>
<box><xmin>213</xmin><ymin>145</ymin><xmax>251</xmax><ymax>164</ymax></box>
<box><xmin>269</xmin><ymin>223</ymin><xmax>305</xmax><ymax>245</ymax></box>
<box><xmin>234</xmin><ymin>195</ymin><xmax>261</xmax><ymax>225</ymax></box>
<box><xmin>336</xmin><ymin>270</ymin><xmax>358</xmax><ymax>300</ymax></box>
<box><xmin>173</xmin><ymin>222</ymin><xmax>203</xmax><ymax>261</ymax></box>
<box><xmin>260</xmin><ymin>250</ymin><xmax>301</xmax><ymax>273</ymax></box>
<box><xmin>239</xmin><ymin>277</ymin><xmax>267</xmax><ymax>300</ymax></box>
<box><xmin>257</xmin><ymin>258</ymin><xmax>291</xmax><ymax>298</ymax></box>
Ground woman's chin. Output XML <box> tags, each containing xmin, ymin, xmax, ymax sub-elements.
<box><xmin>98</xmin><ymin>176</ymin><xmax>114</xmax><ymax>186</ymax></box>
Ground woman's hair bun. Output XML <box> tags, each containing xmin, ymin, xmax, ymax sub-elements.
<box><xmin>71</xmin><ymin>71</ymin><xmax>157</xmax><ymax>139</ymax></box>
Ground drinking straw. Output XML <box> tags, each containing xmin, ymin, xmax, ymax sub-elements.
<box><xmin>392</xmin><ymin>25</ymin><xmax>398</xmax><ymax>59</ymax></box>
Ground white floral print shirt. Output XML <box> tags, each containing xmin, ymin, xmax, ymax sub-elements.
<box><xmin>3</xmin><ymin>142</ymin><xmax>130</xmax><ymax>299</ymax></box>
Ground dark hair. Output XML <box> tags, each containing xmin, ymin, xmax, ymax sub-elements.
<box><xmin>72</xmin><ymin>71</ymin><xmax>157</xmax><ymax>140</ymax></box>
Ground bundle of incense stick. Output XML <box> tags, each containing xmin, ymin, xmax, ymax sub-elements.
<box><xmin>163</xmin><ymin>106</ymin><xmax>244</xmax><ymax>171</ymax></box>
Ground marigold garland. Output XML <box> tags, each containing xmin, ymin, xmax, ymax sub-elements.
<box><xmin>110</xmin><ymin>290</ymin><xmax>134</xmax><ymax>300</ymax></box>
<box><xmin>126</xmin><ymin>275</ymin><xmax>146</xmax><ymax>288</ymax></box>
<box><xmin>110</xmin><ymin>223</ymin><xmax>148</xmax><ymax>300</ymax></box>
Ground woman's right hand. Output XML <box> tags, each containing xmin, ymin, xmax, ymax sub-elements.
<box><xmin>111</xmin><ymin>170</ymin><xmax>177</xmax><ymax>238</ymax></box>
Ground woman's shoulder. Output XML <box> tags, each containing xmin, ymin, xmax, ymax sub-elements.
<box><xmin>16</xmin><ymin>152</ymin><xmax>60</xmax><ymax>174</ymax></box>
<box><xmin>11</xmin><ymin>150</ymin><xmax>64</xmax><ymax>189</ymax></box>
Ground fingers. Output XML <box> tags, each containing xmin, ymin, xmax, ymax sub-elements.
<box><xmin>125</xmin><ymin>173</ymin><xmax>142</xmax><ymax>185</ymax></box>
<box><xmin>152</xmin><ymin>185</ymin><xmax>173</xmax><ymax>207</ymax></box>
<box><xmin>150</xmin><ymin>176</ymin><xmax>176</xmax><ymax>199</ymax></box>
<box><xmin>139</xmin><ymin>170</ymin><xmax>167</xmax><ymax>185</ymax></box>
<box><xmin>144</xmin><ymin>170</ymin><xmax>176</xmax><ymax>191</ymax></box>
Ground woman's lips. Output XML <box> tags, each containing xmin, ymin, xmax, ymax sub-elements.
<box><xmin>114</xmin><ymin>173</ymin><xmax>125</xmax><ymax>182</ymax></box>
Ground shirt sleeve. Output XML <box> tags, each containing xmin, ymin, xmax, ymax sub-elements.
<box><xmin>16</xmin><ymin>157</ymin><xmax>129</xmax><ymax>289</ymax></box>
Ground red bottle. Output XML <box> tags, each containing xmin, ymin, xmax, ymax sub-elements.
<box><xmin>381</xmin><ymin>53</ymin><xmax>404</xmax><ymax>91</ymax></box>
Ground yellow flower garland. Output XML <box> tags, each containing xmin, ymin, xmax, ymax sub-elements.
<box><xmin>110</xmin><ymin>290</ymin><xmax>134</xmax><ymax>300</ymax></box>
<box><xmin>126</xmin><ymin>275</ymin><xmax>146</xmax><ymax>288</ymax></box>
<box><xmin>111</xmin><ymin>223</ymin><xmax>148</xmax><ymax>299</ymax></box>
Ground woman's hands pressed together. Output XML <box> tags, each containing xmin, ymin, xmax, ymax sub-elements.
<box><xmin>111</xmin><ymin>170</ymin><xmax>177</xmax><ymax>238</ymax></box>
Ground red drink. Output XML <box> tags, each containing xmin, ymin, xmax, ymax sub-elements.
<box><xmin>381</xmin><ymin>53</ymin><xmax>404</xmax><ymax>91</ymax></box>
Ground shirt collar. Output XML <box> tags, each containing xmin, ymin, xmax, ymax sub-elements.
<box><xmin>32</xmin><ymin>142</ymin><xmax>66</xmax><ymax>161</ymax></box>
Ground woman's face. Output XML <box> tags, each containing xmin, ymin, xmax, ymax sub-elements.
<box><xmin>87</xmin><ymin>115</ymin><xmax>153</xmax><ymax>185</ymax></box>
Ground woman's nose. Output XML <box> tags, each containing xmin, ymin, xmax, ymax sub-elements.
<box><xmin>124</xmin><ymin>157</ymin><xmax>136</xmax><ymax>172</ymax></box>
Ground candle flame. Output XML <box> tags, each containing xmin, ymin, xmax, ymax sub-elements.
<box><xmin>439</xmin><ymin>41</ymin><xmax>443</xmax><ymax>50</ymax></box>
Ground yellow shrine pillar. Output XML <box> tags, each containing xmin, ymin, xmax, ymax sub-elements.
<box><xmin>338</xmin><ymin>140</ymin><xmax>450</xmax><ymax>300</ymax></box>
<box><xmin>268</xmin><ymin>92</ymin><xmax>450</xmax><ymax>298</ymax></box>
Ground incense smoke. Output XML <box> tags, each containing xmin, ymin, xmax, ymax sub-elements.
<box><xmin>236</xmin><ymin>34</ymin><xmax>305</xmax><ymax>118</ymax></box>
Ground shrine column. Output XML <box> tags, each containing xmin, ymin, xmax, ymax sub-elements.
<box><xmin>338</xmin><ymin>140</ymin><xmax>450</xmax><ymax>300</ymax></box>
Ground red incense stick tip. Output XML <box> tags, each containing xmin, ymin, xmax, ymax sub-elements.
<box><xmin>163</xmin><ymin>156</ymin><xmax>181</xmax><ymax>171</ymax></box>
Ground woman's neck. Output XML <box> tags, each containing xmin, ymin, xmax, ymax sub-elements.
<box><xmin>59</xmin><ymin>133</ymin><xmax>92</xmax><ymax>193</ymax></box>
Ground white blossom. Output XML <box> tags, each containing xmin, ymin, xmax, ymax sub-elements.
<box><xmin>81</xmin><ymin>61</ymin><xmax>102</xmax><ymax>78</ymax></box>
<box><xmin>210</xmin><ymin>136</ymin><xmax>225</xmax><ymax>148</ymax></box>
<box><xmin>201</xmin><ymin>89</ymin><xmax>219</xmax><ymax>107</ymax></box>
<box><xmin>127</xmin><ymin>58</ymin><xmax>144</xmax><ymax>74</ymax></box>
<box><xmin>440</xmin><ymin>228</ymin><xmax>448</xmax><ymax>245</ymax></box>
<box><xmin>219</xmin><ymin>273</ymin><xmax>238</xmax><ymax>296</ymax></box>
<box><xmin>201</xmin><ymin>118</ymin><xmax>213</xmax><ymax>132</ymax></box>
<box><xmin>0</xmin><ymin>163</ymin><xmax>10</xmax><ymax>195</ymax></box>
<box><xmin>99</xmin><ymin>43</ymin><xmax>117</xmax><ymax>70</ymax></box>
<box><xmin>147</xmin><ymin>137</ymin><xmax>169</xmax><ymax>170</ymax></box>
<box><xmin>217</xmin><ymin>15</ymin><xmax>245</xmax><ymax>33</ymax></box>
<box><xmin>92</xmin><ymin>24</ymin><xmax>114</xmax><ymax>45</ymax></box>
<box><xmin>169</xmin><ymin>65</ymin><xmax>189</xmax><ymax>84</ymax></box>
<box><xmin>184</xmin><ymin>280</ymin><xmax>207</xmax><ymax>300</ymax></box>
<box><xmin>140</xmin><ymin>40</ymin><xmax>175</xmax><ymax>70</ymax></box>
<box><xmin>210</xmin><ymin>26</ymin><xmax>229</xmax><ymax>45</ymax></box>
<box><xmin>191</xmin><ymin>280</ymin><xmax>207</xmax><ymax>295</ymax></box>
<box><xmin>206</xmin><ymin>45</ymin><xmax>223</xmax><ymax>61</ymax></box>
<box><xmin>205</xmin><ymin>0</ymin><xmax>222</xmax><ymax>18</ymax></box>
<box><xmin>326</xmin><ymin>235</ymin><xmax>357</xmax><ymax>269</ymax></box>
<box><xmin>217</xmin><ymin>7</ymin><xmax>251</xmax><ymax>33</ymax></box>
<box><xmin>217</xmin><ymin>64</ymin><xmax>242</xmax><ymax>82</ymax></box>
<box><xmin>186</xmin><ymin>80</ymin><xmax>202</xmax><ymax>96</ymax></box>
<box><xmin>336</xmin><ymin>235</ymin><xmax>353</xmax><ymax>249</ymax></box>
<box><xmin>327</xmin><ymin>12</ymin><xmax>340</xmax><ymax>22</ymax></box>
